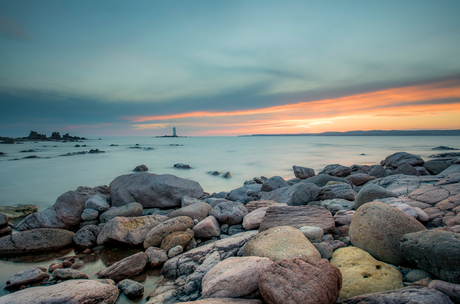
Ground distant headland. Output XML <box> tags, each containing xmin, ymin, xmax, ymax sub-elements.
<box><xmin>240</xmin><ymin>129</ymin><xmax>460</xmax><ymax>137</ymax></box>
<box><xmin>0</xmin><ymin>131</ymin><xmax>86</xmax><ymax>144</ymax></box>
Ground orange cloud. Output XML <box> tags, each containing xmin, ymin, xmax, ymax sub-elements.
<box><xmin>127</xmin><ymin>79</ymin><xmax>460</xmax><ymax>135</ymax></box>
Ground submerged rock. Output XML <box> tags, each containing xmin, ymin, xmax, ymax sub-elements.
<box><xmin>5</xmin><ymin>266</ymin><xmax>50</xmax><ymax>290</ymax></box>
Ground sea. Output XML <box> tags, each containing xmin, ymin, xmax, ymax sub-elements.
<box><xmin>0</xmin><ymin>135</ymin><xmax>459</xmax><ymax>302</ymax></box>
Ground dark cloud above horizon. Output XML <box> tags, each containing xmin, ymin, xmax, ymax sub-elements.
<box><xmin>1</xmin><ymin>0</ymin><xmax>460</xmax><ymax>136</ymax></box>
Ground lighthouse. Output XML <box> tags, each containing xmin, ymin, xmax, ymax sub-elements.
<box><xmin>173</xmin><ymin>127</ymin><xmax>177</xmax><ymax>137</ymax></box>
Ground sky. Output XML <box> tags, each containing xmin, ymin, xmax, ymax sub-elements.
<box><xmin>1</xmin><ymin>0</ymin><xmax>460</xmax><ymax>137</ymax></box>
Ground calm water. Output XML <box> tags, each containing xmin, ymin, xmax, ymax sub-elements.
<box><xmin>0</xmin><ymin>135</ymin><xmax>459</xmax><ymax>302</ymax></box>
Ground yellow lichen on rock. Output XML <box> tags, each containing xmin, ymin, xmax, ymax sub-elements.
<box><xmin>330</xmin><ymin>246</ymin><xmax>403</xmax><ymax>300</ymax></box>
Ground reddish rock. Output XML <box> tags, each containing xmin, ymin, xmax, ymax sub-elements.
<box><xmin>346</xmin><ymin>173</ymin><xmax>376</xmax><ymax>186</ymax></box>
<box><xmin>259</xmin><ymin>257</ymin><xmax>342</xmax><ymax>304</ymax></box>
<box><xmin>192</xmin><ymin>215</ymin><xmax>221</xmax><ymax>238</ymax></box>
<box><xmin>259</xmin><ymin>205</ymin><xmax>335</xmax><ymax>234</ymax></box>
<box><xmin>160</xmin><ymin>228</ymin><xmax>194</xmax><ymax>252</ymax></box>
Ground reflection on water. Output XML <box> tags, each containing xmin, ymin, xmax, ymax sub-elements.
<box><xmin>0</xmin><ymin>246</ymin><xmax>163</xmax><ymax>303</ymax></box>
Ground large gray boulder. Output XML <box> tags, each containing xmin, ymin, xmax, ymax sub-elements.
<box><xmin>369</xmin><ymin>174</ymin><xmax>441</xmax><ymax>196</ymax></box>
<box><xmin>73</xmin><ymin>225</ymin><xmax>101</xmax><ymax>248</ymax></box>
<box><xmin>383</xmin><ymin>152</ymin><xmax>425</xmax><ymax>168</ymax></box>
<box><xmin>259</xmin><ymin>182</ymin><xmax>319</xmax><ymax>206</ymax></box>
<box><xmin>15</xmin><ymin>186</ymin><xmax>104</xmax><ymax>231</ymax></box>
<box><xmin>424</xmin><ymin>159</ymin><xmax>455</xmax><ymax>175</ymax></box>
<box><xmin>227</xmin><ymin>184</ymin><xmax>262</xmax><ymax>202</ymax></box>
<box><xmin>349</xmin><ymin>202</ymin><xmax>426</xmax><ymax>265</ymax></box>
<box><xmin>110</xmin><ymin>173</ymin><xmax>204</xmax><ymax>208</ymax></box>
<box><xmin>400</xmin><ymin>230</ymin><xmax>460</xmax><ymax>283</ymax></box>
<box><xmin>354</xmin><ymin>183</ymin><xmax>398</xmax><ymax>209</ymax></box>
<box><xmin>0</xmin><ymin>279</ymin><xmax>119</xmax><ymax>304</ymax></box>
<box><xmin>261</xmin><ymin>176</ymin><xmax>289</xmax><ymax>192</ymax></box>
<box><xmin>0</xmin><ymin>228</ymin><xmax>75</xmax><ymax>255</ymax></box>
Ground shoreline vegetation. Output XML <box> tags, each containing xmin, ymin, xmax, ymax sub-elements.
<box><xmin>1</xmin><ymin>141</ymin><xmax>460</xmax><ymax>303</ymax></box>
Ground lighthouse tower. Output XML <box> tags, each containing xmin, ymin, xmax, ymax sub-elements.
<box><xmin>173</xmin><ymin>127</ymin><xmax>177</xmax><ymax>137</ymax></box>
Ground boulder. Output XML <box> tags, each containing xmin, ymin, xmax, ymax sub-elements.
<box><xmin>259</xmin><ymin>257</ymin><xmax>342</xmax><ymax>304</ymax></box>
<box><xmin>400</xmin><ymin>230</ymin><xmax>460</xmax><ymax>283</ymax></box>
<box><xmin>156</xmin><ymin>231</ymin><xmax>258</xmax><ymax>302</ymax></box>
<box><xmin>118</xmin><ymin>279</ymin><xmax>144</xmax><ymax>298</ymax></box>
<box><xmin>259</xmin><ymin>205</ymin><xmax>335</xmax><ymax>234</ymax></box>
<box><xmin>144</xmin><ymin>216</ymin><xmax>194</xmax><ymax>248</ymax></box>
<box><xmin>242</xmin><ymin>206</ymin><xmax>270</xmax><ymax>230</ymax></box>
<box><xmin>202</xmin><ymin>256</ymin><xmax>272</xmax><ymax>298</ymax></box>
<box><xmin>303</xmin><ymin>174</ymin><xmax>350</xmax><ymax>187</ymax></box>
<box><xmin>169</xmin><ymin>202</ymin><xmax>212</xmax><ymax>222</ymax></box>
<box><xmin>0</xmin><ymin>204</ymin><xmax>38</xmax><ymax>221</ymax></box>
<box><xmin>330</xmin><ymin>246</ymin><xmax>403</xmax><ymax>299</ymax></box>
<box><xmin>110</xmin><ymin>173</ymin><xmax>204</xmax><ymax>208</ymax></box>
<box><xmin>293</xmin><ymin>165</ymin><xmax>315</xmax><ymax>179</ymax></box>
<box><xmin>320</xmin><ymin>199</ymin><xmax>354</xmax><ymax>215</ymax></box>
<box><xmin>299</xmin><ymin>226</ymin><xmax>324</xmax><ymax>243</ymax></box>
<box><xmin>5</xmin><ymin>266</ymin><xmax>50</xmax><ymax>290</ymax></box>
<box><xmin>428</xmin><ymin>280</ymin><xmax>460</xmax><ymax>303</ymax></box>
<box><xmin>0</xmin><ymin>279</ymin><xmax>119</xmax><ymax>304</ymax></box>
<box><xmin>97</xmin><ymin>214</ymin><xmax>168</xmax><ymax>246</ymax></box>
<box><xmin>182</xmin><ymin>196</ymin><xmax>205</xmax><ymax>207</ymax></box>
<box><xmin>424</xmin><ymin>160</ymin><xmax>454</xmax><ymax>175</ymax></box>
<box><xmin>97</xmin><ymin>252</ymin><xmax>147</xmax><ymax>282</ymax></box>
<box><xmin>227</xmin><ymin>184</ymin><xmax>262</xmax><ymax>202</ymax></box>
<box><xmin>349</xmin><ymin>202</ymin><xmax>426</xmax><ymax>265</ymax></box>
<box><xmin>0</xmin><ymin>228</ymin><xmax>75</xmax><ymax>255</ymax></box>
<box><xmin>368</xmin><ymin>165</ymin><xmax>387</xmax><ymax>178</ymax></box>
<box><xmin>192</xmin><ymin>215</ymin><xmax>221</xmax><ymax>238</ymax></box>
<box><xmin>369</xmin><ymin>174</ymin><xmax>441</xmax><ymax>196</ymax></box>
<box><xmin>74</xmin><ymin>225</ymin><xmax>101</xmax><ymax>248</ymax></box>
<box><xmin>354</xmin><ymin>183</ymin><xmax>398</xmax><ymax>209</ymax></box>
<box><xmin>145</xmin><ymin>247</ymin><xmax>168</xmax><ymax>267</ymax></box>
<box><xmin>81</xmin><ymin>208</ymin><xmax>99</xmax><ymax>221</ymax></box>
<box><xmin>318</xmin><ymin>183</ymin><xmax>357</xmax><ymax>201</ymax></box>
<box><xmin>408</xmin><ymin>184</ymin><xmax>452</xmax><ymax>205</ymax></box>
<box><xmin>383</xmin><ymin>152</ymin><xmax>425</xmax><ymax>168</ymax></box>
<box><xmin>334</xmin><ymin>210</ymin><xmax>355</xmax><ymax>226</ymax></box>
<box><xmin>50</xmin><ymin>268</ymin><xmax>89</xmax><ymax>281</ymax></box>
<box><xmin>99</xmin><ymin>202</ymin><xmax>143</xmax><ymax>223</ymax></box>
<box><xmin>161</xmin><ymin>228</ymin><xmax>194</xmax><ymax>251</ymax></box>
<box><xmin>0</xmin><ymin>213</ymin><xmax>8</xmax><ymax>228</ymax></box>
<box><xmin>259</xmin><ymin>182</ymin><xmax>319</xmax><ymax>206</ymax></box>
<box><xmin>261</xmin><ymin>176</ymin><xmax>289</xmax><ymax>192</ymax></box>
<box><xmin>395</xmin><ymin>164</ymin><xmax>420</xmax><ymax>176</ymax></box>
<box><xmin>243</xmin><ymin>226</ymin><xmax>321</xmax><ymax>262</ymax></box>
<box><xmin>133</xmin><ymin>164</ymin><xmax>148</xmax><ymax>172</ymax></box>
<box><xmin>16</xmin><ymin>187</ymin><xmax>102</xmax><ymax>230</ymax></box>
<box><xmin>337</xmin><ymin>286</ymin><xmax>454</xmax><ymax>304</ymax></box>
<box><xmin>85</xmin><ymin>195</ymin><xmax>110</xmax><ymax>212</ymax></box>
<box><xmin>209</xmin><ymin>202</ymin><xmax>248</xmax><ymax>225</ymax></box>
<box><xmin>181</xmin><ymin>299</ymin><xmax>263</xmax><ymax>304</ymax></box>
<box><xmin>245</xmin><ymin>200</ymin><xmax>282</xmax><ymax>212</ymax></box>
<box><xmin>319</xmin><ymin>164</ymin><xmax>352</xmax><ymax>177</ymax></box>
<box><xmin>168</xmin><ymin>245</ymin><xmax>184</xmax><ymax>258</ymax></box>
<box><xmin>346</xmin><ymin>173</ymin><xmax>376</xmax><ymax>186</ymax></box>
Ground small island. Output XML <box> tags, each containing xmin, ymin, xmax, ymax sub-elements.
<box><xmin>0</xmin><ymin>131</ymin><xmax>86</xmax><ymax>144</ymax></box>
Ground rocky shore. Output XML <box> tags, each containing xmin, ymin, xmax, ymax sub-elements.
<box><xmin>1</xmin><ymin>150</ymin><xmax>460</xmax><ymax>303</ymax></box>
<box><xmin>0</xmin><ymin>131</ymin><xmax>86</xmax><ymax>144</ymax></box>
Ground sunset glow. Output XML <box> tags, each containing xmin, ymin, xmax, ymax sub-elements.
<box><xmin>129</xmin><ymin>80</ymin><xmax>460</xmax><ymax>135</ymax></box>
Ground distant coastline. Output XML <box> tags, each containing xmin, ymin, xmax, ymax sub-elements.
<box><xmin>239</xmin><ymin>129</ymin><xmax>460</xmax><ymax>137</ymax></box>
